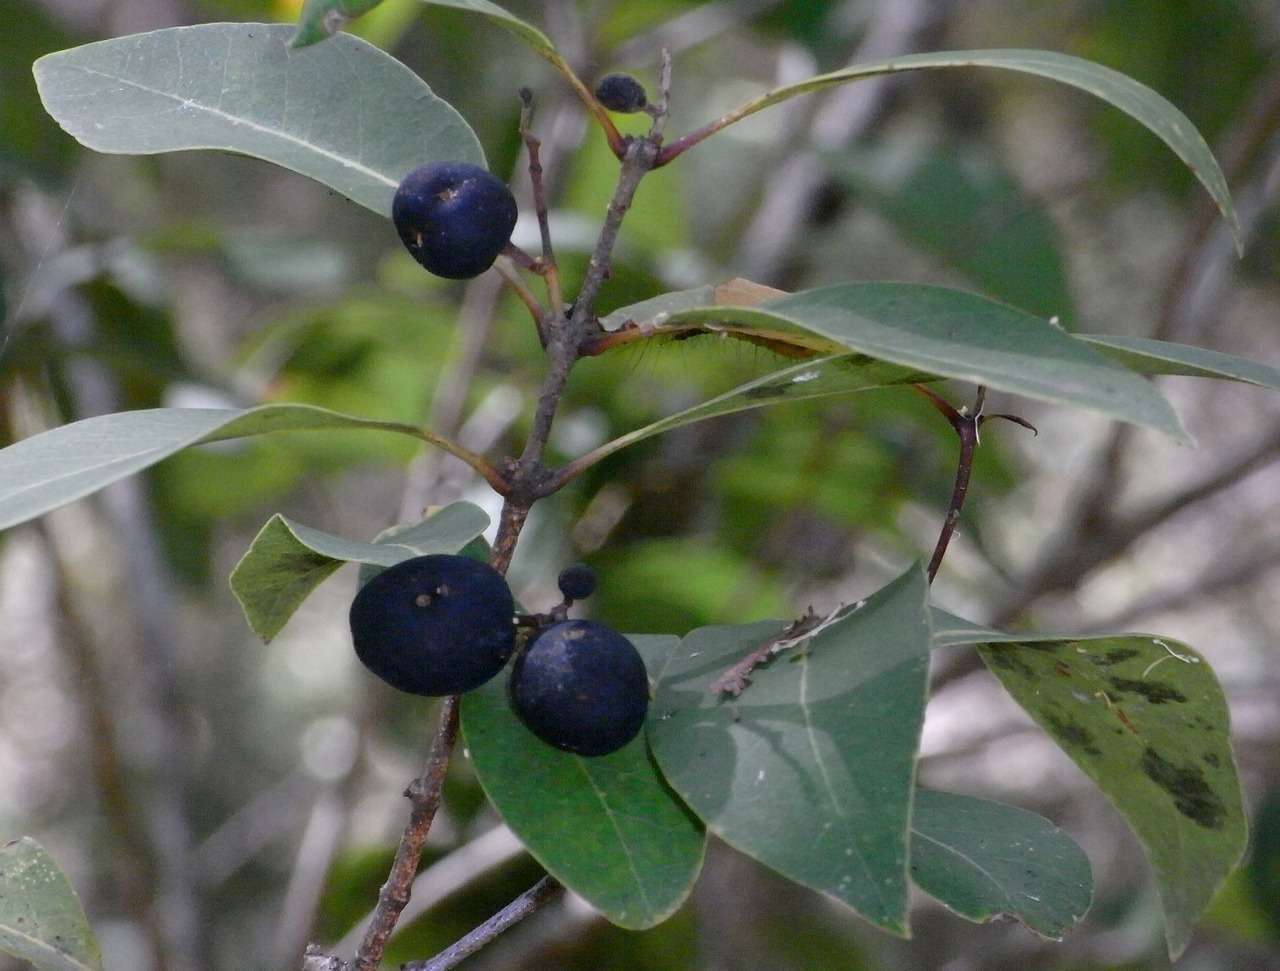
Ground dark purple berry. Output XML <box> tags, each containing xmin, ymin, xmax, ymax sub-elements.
<box><xmin>392</xmin><ymin>162</ymin><xmax>518</xmax><ymax>279</ymax></box>
<box><xmin>349</xmin><ymin>554</ymin><xmax>515</xmax><ymax>696</ymax></box>
<box><xmin>594</xmin><ymin>73</ymin><xmax>648</xmax><ymax>113</ymax></box>
<box><xmin>557</xmin><ymin>563</ymin><xmax>597</xmax><ymax>602</ymax></box>
<box><xmin>509</xmin><ymin>620</ymin><xmax>649</xmax><ymax>757</ymax></box>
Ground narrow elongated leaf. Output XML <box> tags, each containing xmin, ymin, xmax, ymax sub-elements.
<box><xmin>291</xmin><ymin>0</ymin><xmax>386</xmax><ymax>47</ymax></box>
<box><xmin>911</xmin><ymin>789</ymin><xmax>1092</xmax><ymax>939</ymax></box>
<box><xmin>666</xmin><ymin>284</ymin><xmax>1189</xmax><ymax>441</ymax></box>
<box><xmin>0</xmin><ymin>837</ymin><xmax>101</xmax><ymax>971</ymax></box>
<box><xmin>229</xmin><ymin>502</ymin><xmax>489</xmax><ymax>641</ymax></box>
<box><xmin>697</xmin><ymin>50</ymin><xmax>1239</xmax><ymax>251</ymax></box>
<box><xmin>1082</xmin><ymin>335</ymin><xmax>1280</xmax><ymax>391</ymax></box>
<box><xmin>461</xmin><ymin>634</ymin><xmax>704</xmax><ymax>929</ymax></box>
<box><xmin>0</xmin><ymin>405</ymin><xmax>429</xmax><ymax>531</ymax></box>
<box><xmin>973</xmin><ymin>635</ymin><xmax>1246</xmax><ymax>958</ymax></box>
<box><xmin>648</xmin><ymin>566</ymin><xmax>932</xmax><ymax>933</ymax></box>
<box><xmin>34</xmin><ymin>24</ymin><xmax>484</xmax><ymax>215</ymax></box>
<box><xmin>563</xmin><ymin>354</ymin><xmax>927</xmax><ymax>477</ymax></box>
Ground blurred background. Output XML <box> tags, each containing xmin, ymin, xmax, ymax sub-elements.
<box><xmin>2</xmin><ymin>0</ymin><xmax>1280</xmax><ymax>968</ymax></box>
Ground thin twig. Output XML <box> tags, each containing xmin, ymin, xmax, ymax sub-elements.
<box><xmin>493</xmin><ymin>257</ymin><xmax>547</xmax><ymax>334</ymax></box>
<box><xmin>351</xmin><ymin>697</ymin><xmax>460</xmax><ymax>971</ymax></box>
<box><xmin>403</xmin><ymin>877</ymin><xmax>563</xmax><ymax>971</ymax></box>
<box><xmin>519</xmin><ymin>88</ymin><xmax>564</xmax><ymax>313</ymax></box>
<box><xmin>925</xmin><ymin>388</ymin><xmax>982</xmax><ymax>584</ymax></box>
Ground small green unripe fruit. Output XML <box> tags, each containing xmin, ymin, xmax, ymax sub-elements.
<box><xmin>349</xmin><ymin>554</ymin><xmax>515</xmax><ymax>696</ymax></box>
<box><xmin>392</xmin><ymin>162</ymin><xmax>518</xmax><ymax>279</ymax></box>
<box><xmin>594</xmin><ymin>73</ymin><xmax>648</xmax><ymax>113</ymax></box>
<box><xmin>508</xmin><ymin>620</ymin><xmax>649</xmax><ymax>756</ymax></box>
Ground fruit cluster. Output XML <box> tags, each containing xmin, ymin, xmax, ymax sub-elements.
<box><xmin>349</xmin><ymin>555</ymin><xmax>648</xmax><ymax>757</ymax></box>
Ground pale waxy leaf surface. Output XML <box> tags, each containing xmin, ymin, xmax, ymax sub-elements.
<box><xmin>0</xmin><ymin>838</ymin><xmax>101</xmax><ymax>971</ymax></box>
<box><xmin>967</xmin><ymin>635</ymin><xmax>1247</xmax><ymax>958</ymax></box>
<box><xmin>0</xmin><ymin>405</ymin><xmax>428</xmax><ymax>532</ymax></box>
<box><xmin>229</xmin><ymin>502</ymin><xmax>489</xmax><ymax>641</ymax></box>
<box><xmin>666</xmin><ymin>284</ymin><xmax>1188</xmax><ymax>441</ymax></box>
<box><xmin>707</xmin><ymin>49</ymin><xmax>1239</xmax><ymax>251</ymax></box>
<box><xmin>34</xmin><ymin>24</ymin><xmax>484</xmax><ymax>215</ymax></box>
<box><xmin>648</xmin><ymin>566</ymin><xmax>932</xmax><ymax>933</ymax></box>
<box><xmin>461</xmin><ymin>634</ymin><xmax>704</xmax><ymax>929</ymax></box>
<box><xmin>911</xmin><ymin>789</ymin><xmax>1092</xmax><ymax>939</ymax></box>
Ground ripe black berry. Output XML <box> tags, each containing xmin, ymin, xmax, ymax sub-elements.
<box><xmin>557</xmin><ymin>563</ymin><xmax>597</xmax><ymax>602</ymax></box>
<box><xmin>349</xmin><ymin>554</ymin><xmax>515</xmax><ymax>696</ymax></box>
<box><xmin>594</xmin><ymin>73</ymin><xmax>648</xmax><ymax>113</ymax></box>
<box><xmin>509</xmin><ymin>620</ymin><xmax>649</xmax><ymax>756</ymax></box>
<box><xmin>392</xmin><ymin>162</ymin><xmax>518</xmax><ymax>279</ymax></box>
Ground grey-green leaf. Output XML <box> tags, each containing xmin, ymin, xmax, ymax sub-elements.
<box><xmin>0</xmin><ymin>837</ymin><xmax>102</xmax><ymax>971</ymax></box>
<box><xmin>229</xmin><ymin>502</ymin><xmax>489</xmax><ymax>641</ymax></box>
<box><xmin>911</xmin><ymin>789</ymin><xmax>1092</xmax><ymax>939</ymax></box>
<box><xmin>413</xmin><ymin>0</ymin><xmax>557</xmax><ymax>59</ymax></box>
<box><xmin>666</xmin><ymin>284</ymin><xmax>1189</xmax><ymax>441</ymax></box>
<box><xmin>1082</xmin><ymin>334</ymin><xmax>1280</xmax><ymax>391</ymax></box>
<box><xmin>291</xmin><ymin>0</ymin><xmax>386</xmax><ymax>48</ymax></box>
<box><xmin>0</xmin><ymin>405</ymin><xmax>429</xmax><ymax>532</ymax></box>
<box><xmin>460</xmin><ymin>633</ymin><xmax>704</xmax><ymax>930</ymax></box>
<box><xmin>974</xmin><ymin>635</ymin><xmax>1246</xmax><ymax>958</ymax></box>
<box><xmin>34</xmin><ymin>24</ymin><xmax>484</xmax><ymax>215</ymax></box>
<box><xmin>708</xmin><ymin>49</ymin><xmax>1239</xmax><ymax>252</ymax></box>
<box><xmin>648</xmin><ymin>566</ymin><xmax>932</xmax><ymax>933</ymax></box>
<box><xmin>563</xmin><ymin>354</ymin><xmax>927</xmax><ymax>478</ymax></box>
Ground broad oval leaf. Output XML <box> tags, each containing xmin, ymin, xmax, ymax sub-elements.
<box><xmin>1082</xmin><ymin>334</ymin><xmax>1280</xmax><ymax>391</ymax></box>
<box><xmin>562</xmin><ymin>353</ymin><xmax>927</xmax><ymax>479</ymax></box>
<box><xmin>648</xmin><ymin>566</ymin><xmax>932</xmax><ymax>933</ymax></box>
<box><xmin>460</xmin><ymin>634</ymin><xmax>704</xmax><ymax>929</ymax></box>
<box><xmin>690</xmin><ymin>50</ymin><xmax>1239</xmax><ymax>251</ymax></box>
<box><xmin>229</xmin><ymin>502</ymin><xmax>489</xmax><ymax>641</ymax></box>
<box><xmin>666</xmin><ymin>284</ymin><xmax>1189</xmax><ymax>441</ymax></box>
<box><xmin>0</xmin><ymin>837</ymin><xmax>101</xmax><ymax>971</ymax></box>
<box><xmin>972</xmin><ymin>635</ymin><xmax>1247</xmax><ymax>959</ymax></box>
<box><xmin>291</xmin><ymin>0</ymin><xmax>387</xmax><ymax>48</ymax></box>
<box><xmin>0</xmin><ymin>405</ymin><xmax>430</xmax><ymax>532</ymax></box>
<box><xmin>911</xmin><ymin>789</ymin><xmax>1092</xmax><ymax>939</ymax></box>
<box><xmin>34</xmin><ymin>24</ymin><xmax>484</xmax><ymax>215</ymax></box>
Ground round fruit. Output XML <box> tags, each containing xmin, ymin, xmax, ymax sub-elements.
<box><xmin>508</xmin><ymin>620</ymin><xmax>649</xmax><ymax>756</ymax></box>
<box><xmin>392</xmin><ymin>162</ymin><xmax>518</xmax><ymax>279</ymax></box>
<box><xmin>594</xmin><ymin>73</ymin><xmax>648</xmax><ymax>113</ymax></box>
<box><xmin>556</xmin><ymin>563</ymin><xmax>597</xmax><ymax>602</ymax></box>
<box><xmin>349</xmin><ymin>554</ymin><xmax>515</xmax><ymax>696</ymax></box>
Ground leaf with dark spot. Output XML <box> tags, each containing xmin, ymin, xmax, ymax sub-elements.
<box><xmin>1109</xmin><ymin>678</ymin><xmax>1188</xmax><ymax>705</ymax></box>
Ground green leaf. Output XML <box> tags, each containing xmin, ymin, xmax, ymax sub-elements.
<box><xmin>291</xmin><ymin>0</ymin><xmax>387</xmax><ymax>47</ymax></box>
<box><xmin>34</xmin><ymin>24</ymin><xmax>484</xmax><ymax>216</ymax></box>
<box><xmin>598</xmin><ymin>285</ymin><xmax>718</xmax><ymax>331</ymax></box>
<box><xmin>911</xmin><ymin>789</ymin><xmax>1092</xmax><ymax>939</ymax></box>
<box><xmin>666</xmin><ymin>284</ymin><xmax>1189</xmax><ymax>441</ymax></box>
<box><xmin>229</xmin><ymin>502</ymin><xmax>489</xmax><ymax>641</ymax></box>
<box><xmin>971</xmin><ymin>635</ymin><xmax>1247</xmax><ymax>958</ymax></box>
<box><xmin>0</xmin><ymin>405</ymin><xmax>429</xmax><ymax>532</ymax></box>
<box><xmin>460</xmin><ymin>634</ymin><xmax>704</xmax><ymax>929</ymax></box>
<box><xmin>564</xmin><ymin>354</ymin><xmax>927</xmax><ymax>477</ymax></box>
<box><xmin>704</xmin><ymin>49</ymin><xmax>1239</xmax><ymax>252</ymax></box>
<box><xmin>1081</xmin><ymin>335</ymin><xmax>1280</xmax><ymax>391</ymax></box>
<box><xmin>832</xmin><ymin>144</ymin><xmax>1073</xmax><ymax>320</ymax></box>
<box><xmin>412</xmin><ymin>0</ymin><xmax>558</xmax><ymax>60</ymax></box>
<box><xmin>0</xmin><ymin>837</ymin><xmax>102</xmax><ymax>971</ymax></box>
<box><xmin>647</xmin><ymin>566</ymin><xmax>932</xmax><ymax>933</ymax></box>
